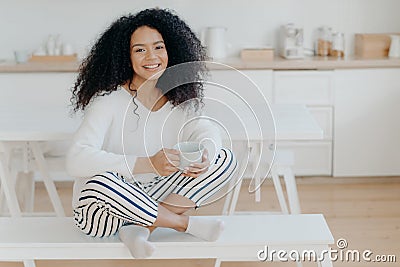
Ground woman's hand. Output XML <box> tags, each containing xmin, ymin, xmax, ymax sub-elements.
<box><xmin>183</xmin><ymin>149</ymin><xmax>210</xmax><ymax>178</ymax></box>
<box><xmin>150</xmin><ymin>148</ymin><xmax>180</xmax><ymax>176</ymax></box>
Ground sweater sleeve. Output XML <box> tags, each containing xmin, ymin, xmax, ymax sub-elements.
<box><xmin>65</xmin><ymin>97</ymin><xmax>137</xmax><ymax>179</ymax></box>
<box><xmin>180</xmin><ymin>108</ymin><xmax>222</xmax><ymax>163</ymax></box>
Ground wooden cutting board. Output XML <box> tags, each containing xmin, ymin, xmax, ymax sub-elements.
<box><xmin>29</xmin><ymin>54</ymin><xmax>78</xmax><ymax>62</ymax></box>
<box><xmin>240</xmin><ymin>48</ymin><xmax>274</xmax><ymax>61</ymax></box>
<box><xmin>355</xmin><ymin>33</ymin><xmax>400</xmax><ymax>58</ymax></box>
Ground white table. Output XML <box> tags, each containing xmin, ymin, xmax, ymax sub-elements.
<box><xmin>216</xmin><ymin>104</ymin><xmax>323</xmax><ymax>215</ymax></box>
<box><xmin>0</xmin><ymin>105</ymin><xmax>322</xmax><ymax>217</ymax></box>
<box><xmin>0</xmin><ymin>108</ymin><xmax>81</xmax><ymax>217</ymax></box>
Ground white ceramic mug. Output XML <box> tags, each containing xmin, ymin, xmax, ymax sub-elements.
<box><xmin>173</xmin><ymin>142</ymin><xmax>205</xmax><ymax>169</ymax></box>
<box><xmin>14</xmin><ymin>50</ymin><xmax>30</xmax><ymax>63</ymax></box>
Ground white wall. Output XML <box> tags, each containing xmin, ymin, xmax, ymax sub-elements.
<box><xmin>1</xmin><ymin>0</ymin><xmax>400</xmax><ymax>60</ymax></box>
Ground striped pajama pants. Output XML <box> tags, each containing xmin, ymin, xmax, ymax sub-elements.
<box><xmin>73</xmin><ymin>148</ymin><xmax>237</xmax><ymax>237</ymax></box>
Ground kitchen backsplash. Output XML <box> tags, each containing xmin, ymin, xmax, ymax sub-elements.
<box><xmin>1</xmin><ymin>0</ymin><xmax>400</xmax><ymax>60</ymax></box>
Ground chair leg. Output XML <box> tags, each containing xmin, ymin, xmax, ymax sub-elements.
<box><xmin>252</xmin><ymin>142</ymin><xmax>262</xmax><ymax>203</ymax></box>
<box><xmin>221</xmin><ymin>178</ymin><xmax>234</xmax><ymax>215</ymax></box>
<box><xmin>254</xmin><ymin>175</ymin><xmax>261</xmax><ymax>202</ymax></box>
<box><xmin>225</xmin><ymin>141</ymin><xmax>252</xmax><ymax>215</ymax></box>
<box><xmin>228</xmin><ymin>177</ymin><xmax>243</xmax><ymax>215</ymax></box>
<box><xmin>271</xmin><ymin>168</ymin><xmax>289</xmax><ymax>214</ymax></box>
<box><xmin>282</xmin><ymin>166</ymin><xmax>301</xmax><ymax>214</ymax></box>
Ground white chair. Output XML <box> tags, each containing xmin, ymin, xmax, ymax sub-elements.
<box><xmin>222</xmin><ymin>140</ymin><xmax>300</xmax><ymax>215</ymax></box>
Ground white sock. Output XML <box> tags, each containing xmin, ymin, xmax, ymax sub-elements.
<box><xmin>118</xmin><ymin>224</ymin><xmax>155</xmax><ymax>258</ymax></box>
<box><xmin>185</xmin><ymin>216</ymin><xmax>225</xmax><ymax>241</ymax></box>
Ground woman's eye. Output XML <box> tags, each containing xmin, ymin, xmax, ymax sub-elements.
<box><xmin>155</xmin><ymin>45</ymin><xmax>165</xmax><ymax>50</ymax></box>
<box><xmin>135</xmin><ymin>48</ymin><xmax>145</xmax><ymax>52</ymax></box>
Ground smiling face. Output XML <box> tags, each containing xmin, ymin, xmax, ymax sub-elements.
<box><xmin>130</xmin><ymin>26</ymin><xmax>168</xmax><ymax>87</ymax></box>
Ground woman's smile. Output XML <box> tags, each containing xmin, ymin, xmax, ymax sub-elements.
<box><xmin>142</xmin><ymin>63</ymin><xmax>162</xmax><ymax>70</ymax></box>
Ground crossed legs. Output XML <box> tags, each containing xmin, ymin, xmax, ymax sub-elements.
<box><xmin>74</xmin><ymin>148</ymin><xmax>237</xmax><ymax>258</ymax></box>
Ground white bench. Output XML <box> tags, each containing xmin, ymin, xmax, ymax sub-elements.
<box><xmin>0</xmin><ymin>214</ymin><xmax>334</xmax><ymax>267</ymax></box>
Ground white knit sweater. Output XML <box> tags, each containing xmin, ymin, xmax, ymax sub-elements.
<box><xmin>66</xmin><ymin>87</ymin><xmax>221</xmax><ymax>207</ymax></box>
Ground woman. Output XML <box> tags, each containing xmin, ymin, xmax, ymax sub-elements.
<box><xmin>66</xmin><ymin>8</ymin><xmax>237</xmax><ymax>258</ymax></box>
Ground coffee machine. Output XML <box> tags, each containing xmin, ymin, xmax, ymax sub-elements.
<box><xmin>280</xmin><ymin>23</ymin><xmax>304</xmax><ymax>59</ymax></box>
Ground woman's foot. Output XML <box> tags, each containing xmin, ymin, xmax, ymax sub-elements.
<box><xmin>118</xmin><ymin>224</ymin><xmax>155</xmax><ymax>258</ymax></box>
<box><xmin>185</xmin><ymin>216</ymin><xmax>225</xmax><ymax>241</ymax></box>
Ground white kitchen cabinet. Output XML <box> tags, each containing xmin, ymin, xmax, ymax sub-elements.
<box><xmin>273</xmin><ymin>70</ymin><xmax>334</xmax><ymax>176</ymax></box>
<box><xmin>0</xmin><ymin>73</ymin><xmax>77</xmax><ymax>111</ymax></box>
<box><xmin>334</xmin><ymin>68</ymin><xmax>400</xmax><ymax>176</ymax></box>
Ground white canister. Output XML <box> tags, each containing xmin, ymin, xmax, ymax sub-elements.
<box><xmin>46</xmin><ymin>35</ymin><xmax>56</xmax><ymax>56</ymax></box>
<box><xmin>201</xmin><ymin>27</ymin><xmax>227</xmax><ymax>59</ymax></box>
<box><xmin>62</xmin><ymin>43</ymin><xmax>74</xmax><ymax>56</ymax></box>
<box><xmin>331</xmin><ymin>32</ymin><xmax>345</xmax><ymax>58</ymax></box>
<box><xmin>388</xmin><ymin>35</ymin><xmax>400</xmax><ymax>58</ymax></box>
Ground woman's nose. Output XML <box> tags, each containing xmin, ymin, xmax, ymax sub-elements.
<box><xmin>146</xmin><ymin>50</ymin><xmax>157</xmax><ymax>59</ymax></box>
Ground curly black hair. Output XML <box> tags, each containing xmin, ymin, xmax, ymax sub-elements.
<box><xmin>71</xmin><ymin>8</ymin><xmax>207</xmax><ymax>112</ymax></box>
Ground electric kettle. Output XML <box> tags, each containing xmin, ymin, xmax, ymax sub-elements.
<box><xmin>201</xmin><ymin>27</ymin><xmax>227</xmax><ymax>59</ymax></box>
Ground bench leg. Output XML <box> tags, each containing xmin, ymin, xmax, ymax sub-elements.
<box><xmin>23</xmin><ymin>260</ymin><xmax>36</xmax><ymax>267</ymax></box>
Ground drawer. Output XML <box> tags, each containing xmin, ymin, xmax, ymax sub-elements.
<box><xmin>277</xmin><ymin>141</ymin><xmax>332</xmax><ymax>176</ymax></box>
<box><xmin>273</xmin><ymin>71</ymin><xmax>333</xmax><ymax>105</ymax></box>
<box><xmin>308</xmin><ymin>107</ymin><xmax>333</xmax><ymax>139</ymax></box>
<box><xmin>206</xmin><ymin>70</ymin><xmax>273</xmax><ymax>105</ymax></box>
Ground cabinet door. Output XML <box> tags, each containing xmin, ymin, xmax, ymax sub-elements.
<box><xmin>273</xmin><ymin>70</ymin><xmax>333</xmax><ymax>105</ymax></box>
<box><xmin>334</xmin><ymin>69</ymin><xmax>400</xmax><ymax>176</ymax></box>
<box><xmin>309</xmin><ymin>107</ymin><xmax>333</xmax><ymax>140</ymax></box>
<box><xmin>277</xmin><ymin>141</ymin><xmax>332</xmax><ymax>176</ymax></box>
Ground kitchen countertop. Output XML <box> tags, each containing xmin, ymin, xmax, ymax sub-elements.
<box><xmin>1</xmin><ymin>56</ymin><xmax>400</xmax><ymax>72</ymax></box>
